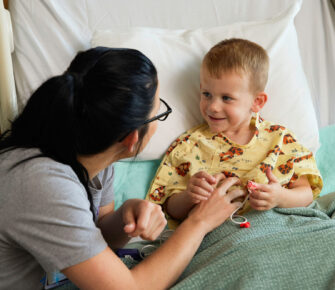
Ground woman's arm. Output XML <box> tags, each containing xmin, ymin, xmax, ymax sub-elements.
<box><xmin>97</xmin><ymin>199</ymin><xmax>166</xmax><ymax>249</ymax></box>
<box><xmin>63</xmin><ymin>177</ymin><xmax>243</xmax><ymax>290</ymax></box>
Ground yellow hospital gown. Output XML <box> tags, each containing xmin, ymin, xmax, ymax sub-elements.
<box><xmin>146</xmin><ymin>115</ymin><xmax>323</xmax><ymax>229</ymax></box>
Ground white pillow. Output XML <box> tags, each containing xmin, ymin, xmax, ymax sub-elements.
<box><xmin>92</xmin><ymin>0</ymin><xmax>319</xmax><ymax>160</ymax></box>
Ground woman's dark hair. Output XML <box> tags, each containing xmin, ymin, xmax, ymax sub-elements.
<box><xmin>0</xmin><ymin>47</ymin><xmax>158</xmax><ymax>219</ymax></box>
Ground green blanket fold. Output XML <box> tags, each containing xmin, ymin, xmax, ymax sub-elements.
<box><xmin>171</xmin><ymin>192</ymin><xmax>335</xmax><ymax>290</ymax></box>
<box><xmin>119</xmin><ymin>194</ymin><xmax>335</xmax><ymax>289</ymax></box>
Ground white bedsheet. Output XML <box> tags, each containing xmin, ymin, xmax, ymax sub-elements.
<box><xmin>9</xmin><ymin>0</ymin><xmax>335</xmax><ymax>127</ymax></box>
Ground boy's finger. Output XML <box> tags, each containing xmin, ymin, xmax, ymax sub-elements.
<box><xmin>249</xmin><ymin>198</ymin><xmax>268</xmax><ymax>209</ymax></box>
<box><xmin>194</xmin><ymin>171</ymin><xmax>216</xmax><ymax>184</ymax></box>
<box><xmin>191</xmin><ymin>193</ymin><xmax>209</xmax><ymax>201</ymax></box>
<box><xmin>250</xmin><ymin>190</ymin><xmax>267</xmax><ymax>201</ymax></box>
<box><xmin>192</xmin><ymin>179</ymin><xmax>214</xmax><ymax>193</ymax></box>
<box><xmin>191</xmin><ymin>186</ymin><xmax>212</xmax><ymax>197</ymax></box>
<box><xmin>213</xmin><ymin>172</ymin><xmax>226</xmax><ymax>181</ymax></box>
<box><xmin>252</xmin><ymin>183</ymin><xmax>269</xmax><ymax>192</ymax></box>
<box><xmin>266</xmin><ymin>167</ymin><xmax>278</xmax><ymax>184</ymax></box>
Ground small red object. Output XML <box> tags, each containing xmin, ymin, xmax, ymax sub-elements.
<box><xmin>240</xmin><ymin>222</ymin><xmax>250</xmax><ymax>228</ymax></box>
<box><xmin>247</xmin><ymin>180</ymin><xmax>257</xmax><ymax>190</ymax></box>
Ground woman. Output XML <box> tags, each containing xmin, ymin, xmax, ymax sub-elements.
<box><xmin>0</xmin><ymin>47</ymin><xmax>243</xmax><ymax>289</ymax></box>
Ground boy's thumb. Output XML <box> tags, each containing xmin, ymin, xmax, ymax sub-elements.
<box><xmin>266</xmin><ymin>167</ymin><xmax>278</xmax><ymax>183</ymax></box>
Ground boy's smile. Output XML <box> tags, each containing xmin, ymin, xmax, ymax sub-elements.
<box><xmin>199</xmin><ymin>67</ymin><xmax>260</xmax><ymax>143</ymax></box>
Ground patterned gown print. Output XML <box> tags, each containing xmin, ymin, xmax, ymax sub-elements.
<box><xmin>146</xmin><ymin>114</ymin><xmax>323</xmax><ymax>229</ymax></box>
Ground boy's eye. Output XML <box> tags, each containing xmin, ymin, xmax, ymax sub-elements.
<box><xmin>222</xmin><ymin>95</ymin><xmax>232</xmax><ymax>101</ymax></box>
<box><xmin>202</xmin><ymin>92</ymin><xmax>211</xmax><ymax>98</ymax></box>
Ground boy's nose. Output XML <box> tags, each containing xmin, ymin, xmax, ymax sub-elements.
<box><xmin>208</xmin><ymin>99</ymin><xmax>221</xmax><ymax>113</ymax></box>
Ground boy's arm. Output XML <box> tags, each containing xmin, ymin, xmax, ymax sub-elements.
<box><xmin>277</xmin><ymin>175</ymin><xmax>313</xmax><ymax>208</ymax></box>
<box><xmin>165</xmin><ymin>191</ymin><xmax>195</xmax><ymax>221</ymax></box>
<box><xmin>166</xmin><ymin>171</ymin><xmax>218</xmax><ymax>220</ymax></box>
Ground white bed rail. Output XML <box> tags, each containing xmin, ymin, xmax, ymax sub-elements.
<box><xmin>0</xmin><ymin>1</ymin><xmax>17</xmax><ymax>133</ymax></box>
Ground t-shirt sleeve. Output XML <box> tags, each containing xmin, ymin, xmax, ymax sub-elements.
<box><xmin>8</xmin><ymin>166</ymin><xmax>108</xmax><ymax>272</ymax></box>
<box><xmin>146</xmin><ymin>129</ymin><xmax>196</xmax><ymax>205</ymax></box>
<box><xmin>277</xmin><ymin>129</ymin><xmax>323</xmax><ymax>198</ymax></box>
<box><xmin>99</xmin><ymin>164</ymin><xmax>115</xmax><ymax>206</ymax></box>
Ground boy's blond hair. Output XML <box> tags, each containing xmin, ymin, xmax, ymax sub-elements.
<box><xmin>203</xmin><ymin>38</ymin><xmax>269</xmax><ymax>94</ymax></box>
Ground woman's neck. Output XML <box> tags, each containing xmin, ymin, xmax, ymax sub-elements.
<box><xmin>77</xmin><ymin>144</ymin><xmax>127</xmax><ymax>180</ymax></box>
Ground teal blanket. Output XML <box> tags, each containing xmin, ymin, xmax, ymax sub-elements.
<box><xmin>316</xmin><ymin>124</ymin><xmax>335</xmax><ymax>196</ymax></box>
<box><xmin>171</xmin><ymin>192</ymin><xmax>335</xmax><ymax>289</ymax></box>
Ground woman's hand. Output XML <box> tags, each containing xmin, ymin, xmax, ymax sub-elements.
<box><xmin>122</xmin><ymin>199</ymin><xmax>167</xmax><ymax>240</ymax></box>
<box><xmin>187</xmin><ymin>175</ymin><xmax>244</xmax><ymax>234</ymax></box>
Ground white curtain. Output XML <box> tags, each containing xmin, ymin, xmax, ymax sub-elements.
<box><xmin>0</xmin><ymin>3</ymin><xmax>18</xmax><ymax>133</ymax></box>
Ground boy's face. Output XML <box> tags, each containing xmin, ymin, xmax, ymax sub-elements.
<box><xmin>200</xmin><ymin>67</ymin><xmax>256</xmax><ymax>134</ymax></box>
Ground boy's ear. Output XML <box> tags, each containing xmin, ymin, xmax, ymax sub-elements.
<box><xmin>252</xmin><ymin>92</ymin><xmax>268</xmax><ymax>113</ymax></box>
<box><xmin>121</xmin><ymin>130</ymin><xmax>139</xmax><ymax>153</ymax></box>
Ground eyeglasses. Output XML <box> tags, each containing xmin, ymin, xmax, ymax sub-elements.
<box><xmin>118</xmin><ymin>98</ymin><xmax>172</xmax><ymax>141</ymax></box>
<box><xmin>143</xmin><ymin>98</ymin><xmax>172</xmax><ymax>124</ymax></box>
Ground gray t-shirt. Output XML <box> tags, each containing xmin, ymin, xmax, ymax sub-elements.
<box><xmin>0</xmin><ymin>148</ymin><xmax>115</xmax><ymax>290</ymax></box>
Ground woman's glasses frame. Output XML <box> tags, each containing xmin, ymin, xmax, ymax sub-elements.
<box><xmin>143</xmin><ymin>98</ymin><xmax>172</xmax><ymax>124</ymax></box>
<box><xmin>118</xmin><ymin>98</ymin><xmax>172</xmax><ymax>142</ymax></box>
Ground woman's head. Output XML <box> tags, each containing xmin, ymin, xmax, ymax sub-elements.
<box><xmin>3</xmin><ymin>47</ymin><xmax>158</xmax><ymax>159</ymax></box>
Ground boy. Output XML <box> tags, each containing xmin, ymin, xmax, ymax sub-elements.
<box><xmin>146</xmin><ymin>38</ymin><xmax>322</xmax><ymax>229</ymax></box>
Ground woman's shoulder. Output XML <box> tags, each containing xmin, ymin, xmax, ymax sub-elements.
<box><xmin>1</xmin><ymin>147</ymin><xmax>76</xmax><ymax>176</ymax></box>
<box><xmin>0</xmin><ymin>148</ymin><xmax>86</xmax><ymax>206</ymax></box>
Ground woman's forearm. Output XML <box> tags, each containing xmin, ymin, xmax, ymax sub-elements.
<box><xmin>131</xmin><ymin>217</ymin><xmax>207</xmax><ymax>289</ymax></box>
<box><xmin>63</xmin><ymin>178</ymin><xmax>243</xmax><ymax>290</ymax></box>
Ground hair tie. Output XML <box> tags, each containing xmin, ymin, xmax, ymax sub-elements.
<box><xmin>64</xmin><ymin>71</ymin><xmax>86</xmax><ymax>115</ymax></box>
<box><xmin>66</xmin><ymin>71</ymin><xmax>84</xmax><ymax>91</ymax></box>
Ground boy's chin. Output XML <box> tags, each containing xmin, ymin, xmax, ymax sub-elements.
<box><xmin>208</xmin><ymin>126</ymin><xmax>226</xmax><ymax>134</ymax></box>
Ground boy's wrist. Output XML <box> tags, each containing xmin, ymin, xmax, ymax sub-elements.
<box><xmin>179</xmin><ymin>190</ymin><xmax>198</xmax><ymax>206</ymax></box>
<box><xmin>276</xmin><ymin>186</ymin><xmax>290</xmax><ymax>208</ymax></box>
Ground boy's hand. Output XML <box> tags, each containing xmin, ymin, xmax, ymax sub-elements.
<box><xmin>186</xmin><ymin>171</ymin><xmax>217</xmax><ymax>204</ymax></box>
<box><xmin>248</xmin><ymin>168</ymin><xmax>284</xmax><ymax>211</ymax></box>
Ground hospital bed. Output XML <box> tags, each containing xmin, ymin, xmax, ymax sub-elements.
<box><xmin>1</xmin><ymin>0</ymin><xmax>335</xmax><ymax>289</ymax></box>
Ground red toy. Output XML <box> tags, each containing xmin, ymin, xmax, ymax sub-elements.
<box><xmin>240</xmin><ymin>222</ymin><xmax>250</xmax><ymax>228</ymax></box>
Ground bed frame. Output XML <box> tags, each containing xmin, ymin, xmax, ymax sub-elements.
<box><xmin>0</xmin><ymin>0</ymin><xmax>17</xmax><ymax>134</ymax></box>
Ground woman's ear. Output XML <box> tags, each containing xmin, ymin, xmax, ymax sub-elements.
<box><xmin>121</xmin><ymin>130</ymin><xmax>139</xmax><ymax>153</ymax></box>
<box><xmin>252</xmin><ymin>92</ymin><xmax>268</xmax><ymax>113</ymax></box>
